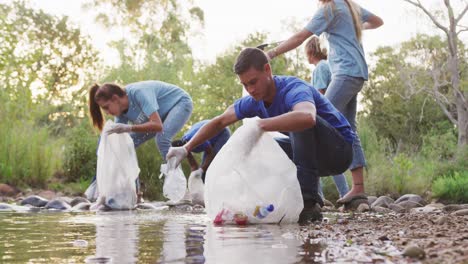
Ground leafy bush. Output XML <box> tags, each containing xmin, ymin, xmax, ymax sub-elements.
<box><xmin>432</xmin><ymin>171</ymin><xmax>468</xmax><ymax>203</ymax></box>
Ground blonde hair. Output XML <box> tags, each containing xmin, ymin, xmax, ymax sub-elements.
<box><xmin>319</xmin><ymin>0</ymin><xmax>362</xmax><ymax>42</ymax></box>
<box><xmin>305</xmin><ymin>35</ymin><xmax>327</xmax><ymax>60</ymax></box>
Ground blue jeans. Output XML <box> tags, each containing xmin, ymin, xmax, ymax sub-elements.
<box><xmin>318</xmin><ymin>174</ymin><xmax>349</xmax><ymax>199</ymax></box>
<box><xmin>201</xmin><ymin>127</ymin><xmax>231</xmax><ymax>181</ymax></box>
<box><xmin>275</xmin><ymin>116</ymin><xmax>353</xmax><ymax>206</ymax></box>
<box><xmin>131</xmin><ymin>97</ymin><xmax>193</xmax><ymax>162</ymax></box>
<box><xmin>325</xmin><ymin>75</ymin><xmax>367</xmax><ymax>170</ymax></box>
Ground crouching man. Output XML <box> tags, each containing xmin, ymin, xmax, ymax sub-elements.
<box><xmin>167</xmin><ymin>48</ymin><xmax>355</xmax><ymax>223</ymax></box>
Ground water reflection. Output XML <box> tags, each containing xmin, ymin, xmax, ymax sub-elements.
<box><xmin>0</xmin><ymin>208</ymin><xmax>311</xmax><ymax>263</ymax></box>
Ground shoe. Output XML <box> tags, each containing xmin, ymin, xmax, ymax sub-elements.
<box><xmin>298</xmin><ymin>200</ymin><xmax>323</xmax><ymax>224</ymax></box>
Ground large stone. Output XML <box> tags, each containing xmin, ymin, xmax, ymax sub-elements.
<box><xmin>344</xmin><ymin>198</ymin><xmax>368</xmax><ymax>211</ymax></box>
<box><xmin>443</xmin><ymin>204</ymin><xmax>468</xmax><ymax>212</ymax></box>
<box><xmin>398</xmin><ymin>200</ymin><xmax>423</xmax><ymax>210</ymax></box>
<box><xmin>373</xmin><ymin>206</ymin><xmax>392</xmax><ymax>214</ymax></box>
<box><xmin>371</xmin><ymin>196</ymin><xmax>394</xmax><ymax>208</ymax></box>
<box><xmin>0</xmin><ymin>184</ymin><xmax>20</xmax><ymax>197</ymax></box>
<box><xmin>395</xmin><ymin>194</ymin><xmax>426</xmax><ymax>206</ymax></box>
<box><xmin>388</xmin><ymin>203</ymin><xmax>406</xmax><ymax>213</ymax></box>
<box><xmin>20</xmin><ymin>195</ymin><xmax>49</xmax><ymax>207</ymax></box>
<box><xmin>45</xmin><ymin>199</ymin><xmax>71</xmax><ymax>210</ymax></box>
<box><xmin>37</xmin><ymin>190</ymin><xmax>56</xmax><ymax>200</ymax></box>
<box><xmin>70</xmin><ymin>197</ymin><xmax>90</xmax><ymax>207</ymax></box>
<box><xmin>402</xmin><ymin>245</ymin><xmax>425</xmax><ymax>259</ymax></box>
<box><xmin>367</xmin><ymin>196</ymin><xmax>378</xmax><ymax>205</ymax></box>
<box><xmin>71</xmin><ymin>202</ymin><xmax>91</xmax><ymax>211</ymax></box>
<box><xmin>453</xmin><ymin>209</ymin><xmax>468</xmax><ymax>216</ymax></box>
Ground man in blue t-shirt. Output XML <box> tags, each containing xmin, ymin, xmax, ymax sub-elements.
<box><xmin>172</xmin><ymin>120</ymin><xmax>231</xmax><ymax>182</ymax></box>
<box><xmin>167</xmin><ymin>48</ymin><xmax>354</xmax><ymax>223</ymax></box>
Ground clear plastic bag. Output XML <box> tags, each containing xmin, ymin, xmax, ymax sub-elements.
<box><xmin>93</xmin><ymin>120</ymin><xmax>140</xmax><ymax>210</ymax></box>
<box><xmin>205</xmin><ymin>122</ymin><xmax>303</xmax><ymax>224</ymax></box>
<box><xmin>160</xmin><ymin>157</ymin><xmax>187</xmax><ymax>203</ymax></box>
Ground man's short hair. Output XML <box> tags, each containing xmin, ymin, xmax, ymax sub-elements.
<box><xmin>233</xmin><ymin>48</ymin><xmax>269</xmax><ymax>75</ymax></box>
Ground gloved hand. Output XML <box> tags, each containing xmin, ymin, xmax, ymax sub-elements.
<box><xmin>166</xmin><ymin>146</ymin><xmax>188</xmax><ymax>169</ymax></box>
<box><xmin>189</xmin><ymin>168</ymin><xmax>204</xmax><ymax>179</ymax></box>
<box><xmin>107</xmin><ymin>123</ymin><xmax>133</xmax><ymax>135</ymax></box>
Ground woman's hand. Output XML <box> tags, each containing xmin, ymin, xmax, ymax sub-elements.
<box><xmin>107</xmin><ymin>123</ymin><xmax>133</xmax><ymax>135</ymax></box>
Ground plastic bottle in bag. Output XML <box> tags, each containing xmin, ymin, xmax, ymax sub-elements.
<box><xmin>253</xmin><ymin>204</ymin><xmax>274</xmax><ymax>219</ymax></box>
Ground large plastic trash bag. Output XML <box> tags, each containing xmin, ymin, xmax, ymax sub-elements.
<box><xmin>160</xmin><ymin>157</ymin><xmax>187</xmax><ymax>203</ymax></box>
<box><xmin>205</xmin><ymin>122</ymin><xmax>303</xmax><ymax>224</ymax></box>
<box><xmin>92</xmin><ymin>120</ymin><xmax>140</xmax><ymax>210</ymax></box>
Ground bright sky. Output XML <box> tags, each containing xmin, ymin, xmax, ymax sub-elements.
<box><xmin>18</xmin><ymin>0</ymin><xmax>468</xmax><ymax>65</ymax></box>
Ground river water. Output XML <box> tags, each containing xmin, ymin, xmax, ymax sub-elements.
<box><xmin>0</xmin><ymin>208</ymin><xmax>318</xmax><ymax>263</ymax></box>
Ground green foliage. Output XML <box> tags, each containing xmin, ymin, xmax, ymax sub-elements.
<box><xmin>432</xmin><ymin>171</ymin><xmax>468</xmax><ymax>203</ymax></box>
<box><xmin>63</xmin><ymin>121</ymin><xmax>98</xmax><ymax>182</ymax></box>
<box><xmin>0</xmin><ymin>120</ymin><xmax>62</xmax><ymax>188</ymax></box>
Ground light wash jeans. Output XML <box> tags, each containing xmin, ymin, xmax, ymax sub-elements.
<box><xmin>325</xmin><ymin>75</ymin><xmax>367</xmax><ymax>170</ymax></box>
<box><xmin>131</xmin><ymin>97</ymin><xmax>193</xmax><ymax>162</ymax></box>
<box><xmin>318</xmin><ymin>174</ymin><xmax>349</xmax><ymax>199</ymax></box>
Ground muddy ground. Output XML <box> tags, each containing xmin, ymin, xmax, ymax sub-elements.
<box><xmin>298</xmin><ymin>210</ymin><xmax>468</xmax><ymax>263</ymax></box>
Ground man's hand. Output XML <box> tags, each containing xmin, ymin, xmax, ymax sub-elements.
<box><xmin>107</xmin><ymin>123</ymin><xmax>133</xmax><ymax>135</ymax></box>
<box><xmin>166</xmin><ymin>146</ymin><xmax>188</xmax><ymax>168</ymax></box>
<box><xmin>189</xmin><ymin>168</ymin><xmax>204</xmax><ymax>179</ymax></box>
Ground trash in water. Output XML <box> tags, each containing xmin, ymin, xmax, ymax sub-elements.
<box><xmin>72</xmin><ymin>239</ymin><xmax>88</xmax><ymax>247</ymax></box>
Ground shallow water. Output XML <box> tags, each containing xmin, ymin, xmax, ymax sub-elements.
<box><xmin>0</xmin><ymin>208</ymin><xmax>315</xmax><ymax>263</ymax></box>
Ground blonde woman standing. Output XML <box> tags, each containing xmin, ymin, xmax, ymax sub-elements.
<box><xmin>267</xmin><ymin>0</ymin><xmax>383</xmax><ymax>204</ymax></box>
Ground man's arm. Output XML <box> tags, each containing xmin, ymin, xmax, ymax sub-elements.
<box><xmin>258</xmin><ymin>102</ymin><xmax>317</xmax><ymax>132</ymax></box>
<box><xmin>200</xmin><ymin>145</ymin><xmax>215</xmax><ymax>172</ymax></box>
<box><xmin>185</xmin><ymin>105</ymin><xmax>238</xmax><ymax>152</ymax></box>
<box><xmin>186</xmin><ymin>152</ymin><xmax>199</xmax><ymax>171</ymax></box>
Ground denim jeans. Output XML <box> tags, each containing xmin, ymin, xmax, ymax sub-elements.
<box><xmin>131</xmin><ymin>97</ymin><xmax>193</xmax><ymax>162</ymax></box>
<box><xmin>325</xmin><ymin>74</ymin><xmax>367</xmax><ymax>170</ymax></box>
<box><xmin>275</xmin><ymin>116</ymin><xmax>353</xmax><ymax>206</ymax></box>
<box><xmin>201</xmin><ymin>127</ymin><xmax>231</xmax><ymax>181</ymax></box>
<box><xmin>318</xmin><ymin>174</ymin><xmax>349</xmax><ymax>199</ymax></box>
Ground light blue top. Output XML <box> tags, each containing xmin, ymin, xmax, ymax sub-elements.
<box><xmin>305</xmin><ymin>0</ymin><xmax>374</xmax><ymax>80</ymax></box>
<box><xmin>233</xmin><ymin>76</ymin><xmax>355</xmax><ymax>143</ymax></box>
<box><xmin>115</xmin><ymin>81</ymin><xmax>191</xmax><ymax>125</ymax></box>
<box><xmin>312</xmin><ymin>60</ymin><xmax>332</xmax><ymax>90</ymax></box>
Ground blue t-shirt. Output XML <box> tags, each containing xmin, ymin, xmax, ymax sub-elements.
<box><xmin>312</xmin><ymin>60</ymin><xmax>332</xmax><ymax>90</ymax></box>
<box><xmin>234</xmin><ymin>75</ymin><xmax>355</xmax><ymax>143</ymax></box>
<box><xmin>305</xmin><ymin>0</ymin><xmax>374</xmax><ymax>80</ymax></box>
<box><xmin>182</xmin><ymin>120</ymin><xmax>228</xmax><ymax>153</ymax></box>
<box><xmin>115</xmin><ymin>81</ymin><xmax>191</xmax><ymax>125</ymax></box>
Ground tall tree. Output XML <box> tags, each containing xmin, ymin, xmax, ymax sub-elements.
<box><xmin>402</xmin><ymin>0</ymin><xmax>468</xmax><ymax>147</ymax></box>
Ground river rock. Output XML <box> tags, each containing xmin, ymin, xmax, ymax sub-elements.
<box><xmin>410</xmin><ymin>206</ymin><xmax>440</xmax><ymax>214</ymax></box>
<box><xmin>367</xmin><ymin>196</ymin><xmax>378</xmax><ymax>205</ymax></box>
<box><xmin>70</xmin><ymin>197</ymin><xmax>90</xmax><ymax>207</ymax></box>
<box><xmin>0</xmin><ymin>203</ymin><xmax>14</xmax><ymax>211</ymax></box>
<box><xmin>357</xmin><ymin>203</ymin><xmax>370</xmax><ymax>212</ymax></box>
<box><xmin>45</xmin><ymin>199</ymin><xmax>71</xmax><ymax>210</ymax></box>
<box><xmin>434</xmin><ymin>215</ymin><xmax>448</xmax><ymax>225</ymax></box>
<box><xmin>72</xmin><ymin>202</ymin><xmax>91</xmax><ymax>211</ymax></box>
<box><xmin>453</xmin><ymin>209</ymin><xmax>468</xmax><ymax>216</ymax></box>
<box><xmin>20</xmin><ymin>195</ymin><xmax>49</xmax><ymax>207</ymax></box>
<box><xmin>395</xmin><ymin>194</ymin><xmax>426</xmax><ymax>206</ymax></box>
<box><xmin>0</xmin><ymin>184</ymin><xmax>20</xmax><ymax>197</ymax></box>
<box><xmin>373</xmin><ymin>206</ymin><xmax>392</xmax><ymax>214</ymax></box>
<box><xmin>388</xmin><ymin>203</ymin><xmax>406</xmax><ymax>213</ymax></box>
<box><xmin>443</xmin><ymin>204</ymin><xmax>468</xmax><ymax>212</ymax></box>
<box><xmin>371</xmin><ymin>196</ymin><xmax>394</xmax><ymax>208</ymax></box>
<box><xmin>398</xmin><ymin>200</ymin><xmax>423</xmax><ymax>210</ymax></box>
<box><xmin>136</xmin><ymin>203</ymin><xmax>159</xmax><ymax>210</ymax></box>
<box><xmin>402</xmin><ymin>245</ymin><xmax>425</xmax><ymax>259</ymax></box>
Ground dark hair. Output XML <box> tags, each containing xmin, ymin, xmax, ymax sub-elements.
<box><xmin>233</xmin><ymin>48</ymin><xmax>269</xmax><ymax>75</ymax></box>
<box><xmin>88</xmin><ymin>83</ymin><xmax>126</xmax><ymax>131</ymax></box>
<box><xmin>171</xmin><ymin>139</ymin><xmax>186</xmax><ymax>147</ymax></box>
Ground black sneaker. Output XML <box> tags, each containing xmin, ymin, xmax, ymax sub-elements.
<box><xmin>298</xmin><ymin>201</ymin><xmax>323</xmax><ymax>224</ymax></box>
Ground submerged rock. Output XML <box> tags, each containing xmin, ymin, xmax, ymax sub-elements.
<box><xmin>45</xmin><ymin>199</ymin><xmax>71</xmax><ymax>210</ymax></box>
<box><xmin>20</xmin><ymin>195</ymin><xmax>48</xmax><ymax>207</ymax></box>
<box><xmin>0</xmin><ymin>203</ymin><xmax>14</xmax><ymax>211</ymax></box>
<box><xmin>72</xmin><ymin>202</ymin><xmax>91</xmax><ymax>211</ymax></box>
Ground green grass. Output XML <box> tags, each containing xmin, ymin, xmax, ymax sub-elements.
<box><xmin>432</xmin><ymin>171</ymin><xmax>468</xmax><ymax>203</ymax></box>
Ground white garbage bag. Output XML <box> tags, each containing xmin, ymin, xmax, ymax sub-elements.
<box><xmin>93</xmin><ymin>120</ymin><xmax>140</xmax><ymax>210</ymax></box>
<box><xmin>205</xmin><ymin>122</ymin><xmax>303</xmax><ymax>224</ymax></box>
<box><xmin>160</xmin><ymin>157</ymin><xmax>187</xmax><ymax>203</ymax></box>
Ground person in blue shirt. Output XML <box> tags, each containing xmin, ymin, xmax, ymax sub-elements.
<box><xmin>305</xmin><ymin>36</ymin><xmax>349</xmax><ymax>200</ymax></box>
<box><xmin>267</xmin><ymin>0</ymin><xmax>383</xmax><ymax>204</ymax></box>
<box><xmin>167</xmin><ymin>48</ymin><xmax>354</xmax><ymax>223</ymax></box>
<box><xmin>171</xmin><ymin>120</ymin><xmax>231</xmax><ymax>182</ymax></box>
<box><xmin>88</xmin><ymin>80</ymin><xmax>193</xmax><ymax>201</ymax></box>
